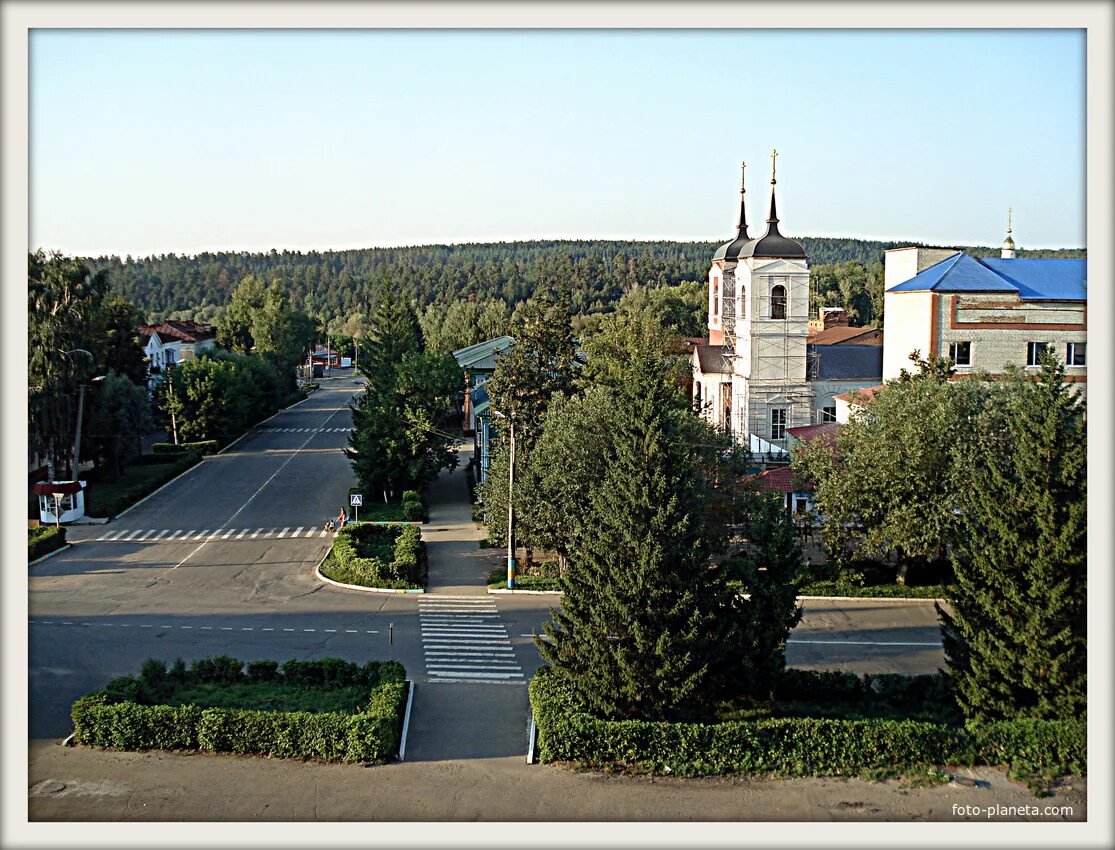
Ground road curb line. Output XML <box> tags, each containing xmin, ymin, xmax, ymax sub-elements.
<box><xmin>62</xmin><ymin>733</ymin><xmax>75</xmax><ymax>747</ymax></box>
<box><xmin>487</xmin><ymin>588</ymin><xmax>563</xmax><ymax>595</ymax></box>
<box><xmin>28</xmin><ymin>544</ymin><xmax>72</xmax><ymax>566</ymax></box>
<box><xmin>217</xmin><ymin>392</ymin><xmax>318</xmax><ymax>456</ymax></box>
<box><xmin>526</xmin><ymin>714</ymin><xmax>536</xmax><ymax>765</ymax></box>
<box><xmin>112</xmin><ymin>457</ymin><xmax>206</xmax><ymax>520</ymax></box>
<box><xmin>796</xmin><ymin>594</ymin><xmax>947</xmax><ymax>603</ymax></box>
<box><xmin>398</xmin><ymin>681</ymin><xmax>415</xmax><ymax>762</ymax></box>
<box><xmin>313</xmin><ymin>550</ymin><xmax>425</xmax><ymax>594</ymax></box>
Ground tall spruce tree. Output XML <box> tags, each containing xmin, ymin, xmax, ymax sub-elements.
<box><xmin>537</xmin><ymin>312</ymin><xmax>749</xmax><ymax>721</ymax></box>
<box><xmin>938</xmin><ymin>352</ymin><xmax>1087</xmax><ymax>720</ymax></box>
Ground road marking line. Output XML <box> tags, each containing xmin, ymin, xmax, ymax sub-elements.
<box><xmin>426</xmin><ymin>670</ymin><xmax>523</xmax><ymax>679</ymax></box>
<box><xmin>139</xmin><ymin>624</ymin><xmax>152</xmax><ymax>628</ymax></box>
<box><xmin>200</xmin><ymin>626</ymin><xmax>212</xmax><ymax>630</ymax></box>
<box><xmin>124</xmin><ymin>530</ymin><xmax>143</xmax><ymax>540</ymax></box>
<box><xmin>303</xmin><ymin>629</ymin><xmax>315</xmax><ymax>632</ymax></box>
<box><xmin>180</xmin><ymin>626</ymin><xmax>192</xmax><ymax>629</ymax></box>
<box><xmin>320</xmin><ymin>528</ymin><xmax>328</xmax><ymax>537</ymax></box>
<box><xmin>137</xmin><ymin>530</ymin><xmax>155</xmax><ymax>541</ymax></box>
<box><xmin>183</xmin><ymin>530</ymin><xmax>196</xmax><ymax>540</ymax></box>
<box><xmin>96</xmin><ymin>531</ymin><xmax>111</xmax><ymax>541</ymax></box>
<box><xmin>197</xmin><ymin>530</ymin><xmax>211</xmax><ymax>540</ymax></box>
<box><xmin>253</xmin><ymin>528</ymin><xmax>263</xmax><ymax>538</ymax></box>
<box><xmin>423</xmin><ymin>651</ymin><xmax>516</xmax><ymax>657</ymax></box>
<box><xmin>283</xmin><ymin>628</ymin><xmax>295</xmax><ymax>632</ymax></box>
<box><xmin>366</xmin><ymin>630</ymin><xmax>378</xmax><ymax>634</ymax></box>
<box><xmin>119</xmin><ymin>624</ymin><xmax>130</xmax><ymax>628</ymax></box>
<box><xmin>788</xmin><ymin>639</ymin><xmax>943</xmax><ymax>647</ymax></box>
<box><xmin>153</xmin><ymin>530</ymin><xmax>169</xmax><ymax>540</ymax></box>
<box><xmin>325</xmin><ymin>629</ymin><xmax>337</xmax><ymax>633</ymax></box>
<box><xmin>81</xmin><ymin>623</ymin><xmax>93</xmax><ymax>626</ymax></box>
<box><xmin>426</xmin><ymin>663</ymin><xmax>521</xmax><ymax>669</ymax></box>
<box><xmin>221</xmin><ymin>529</ymin><xmax>234</xmax><ymax>539</ymax></box>
<box><xmin>221</xmin><ymin>627</ymin><xmax>233</xmax><ymax>631</ymax></box>
<box><xmin>278</xmin><ymin>527</ymin><xmax>290</xmax><ymax>538</ymax></box>
<box><xmin>167</xmin><ymin>530</ymin><xmax>183</xmax><ymax>540</ymax></box>
<box><xmin>102</xmin><ymin>623</ymin><xmax>113</xmax><ymax>627</ymax></box>
<box><xmin>208</xmin><ymin>529</ymin><xmax>225</xmax><ymax>540</ymax></box>
<box><xmin>242</xmin><ymin>628</ymin><xmax>253</xmax><ymax>631</ymax></box>
<box><xmin>294</xmin><ymin>526</ymin><xmax>304</xmax><ymax>537</ymax></box>
<box><xmin>262</xmin><ymin>628</ymin><xmax>274</xmax><ymax>631</ymax></box>
<box><xmin>236</xmin><ymin>529</ymin><xmax>248</xmax><ymax>539</ymax></box>
<box><xmin>159</xmin><ymin>625</ymin><xmax>174</xmax><ymax>629</ymax></box>
<box><xmin>62</xmin><ymin>621</ymin><xmax>73</xmax><ymax>625</ymax></box>
<box><xmin>345</xmin><ymin>630</ymin><xmax>357</xmax><ymax>633</ymax></box>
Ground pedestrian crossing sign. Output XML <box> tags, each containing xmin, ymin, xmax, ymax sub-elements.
<box><xmin>350</xmin><ymin>494</ymin><xmax>363</xmax><ymax>507</ymax></box>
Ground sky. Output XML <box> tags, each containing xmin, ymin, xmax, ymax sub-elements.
<box><xmin>29</xmin><ymin>28</ymin><xmax>1086</xmax><ymax>257</ymax></box>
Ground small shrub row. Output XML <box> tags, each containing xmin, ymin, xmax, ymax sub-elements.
<box><xmin>529</xmin><ymin>667</ymin><xmax>1086</xmax><ymax>779</ymax></box>
<box><xmin>487</xmin><ymin>567</ymin><xmax>562</xmax><ymax>591</ymax></box>
<box><xmin>320</xmin><ymin>523</ymin><xmax>426</xmax><ymax>589</ymax></box>
<box><xmin>71</xmin><ymin>656</ymin><xmax>408</xmax><ymax>763</ymax></box>
<box><xmin>28</xmin><ymin>525</ymin><xmax>67</xmax><ymax>561</ymax></box>
<box><xmin>151</xmin><ymin>440</ymin><xmax>220</xmax><ymax>456</ymax></box>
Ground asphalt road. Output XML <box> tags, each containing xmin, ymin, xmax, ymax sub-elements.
<box><xmin>25</xmin><ymin>374</ymin><xmax>991</xmax><ymax>821</ymax></box>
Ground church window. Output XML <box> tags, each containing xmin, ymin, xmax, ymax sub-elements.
<box><xmin>740</xmin><ymin>285</ymin><xmax>746</xmax><ymax>319</ymax></box>
<box><xmin>770</xmin><ymin>285</ymin><xmax>787</xmax><ymax>320</ymax></box>
<box><xmin>712</xmin><ymin>277</ymin><xmax>719</xmax><ymax>319</ymax></box>
<box><xmin>770</xmin><ymin>407</ymin><xmax>787</xmax><ymax>441</ymax></box>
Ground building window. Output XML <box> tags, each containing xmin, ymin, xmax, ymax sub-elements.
<box><xmin>740</xmin><ymin>285</ymin><xmax>746</xmax><ymax>319</ymax></box>
<box><xmin>166</xmin><ymin>349</ymin><xmax>177</xmax><ymax>365</ymax></box>
<box><xmin>949</xmin><ymin>341</ymin><xmax>972</xmax><ymax>367</ymax></box>
<box><xmin>820</xmin><ymin>405</ymin><xmax>837</xmax><ymax>423</ymax></box>
<box><xmin>1026</xmin><ymin>341</ymin><xmax>1048</xmax><ymax>367</ymax></box>
<box><xmin>1066</xmin><ymin>342</ymin><xmax>1086</xmax><ymax>366</ymax></box>
<box><xmin>770</xmin><ymin>408</ymin><xmax>787</xmax><ymax>441</ymax></box>
<box><xmin>770</xmin><ymin>285</ymin><xmax>787</xmax><ymax>320</ymax></box>
<box><xmin>712</xmin><ymin>277</ymin><xmax>719</xmax><ymax>319</ymax></box>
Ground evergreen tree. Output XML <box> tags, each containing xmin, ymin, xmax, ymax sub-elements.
<box><xmin>730</xmin><ymin>495</ymin><xmax>805</xmax><ymax>699</ymax></box>
<box><xmin>361</xmin><ymin>278</ymin><xmax>422</xmax><ymax>382</ymax></box>
<box><xmin>537</xmin><ymin>312</ymin><xmax>750</xmax><ymax>721</ymax></box>
<box><xmin>938</xmin><ymin>352</ymin><xmax>1087</xmax><ymax>720</ymax></box>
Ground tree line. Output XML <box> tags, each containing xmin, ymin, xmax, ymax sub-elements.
<box><xmin>78</xmin><ymin>238</ymin><xmax>1085</xmax><ymax>335</ymax></box>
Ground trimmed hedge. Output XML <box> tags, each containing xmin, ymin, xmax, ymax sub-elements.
<box><xmin>152</xmin><ymin>440</ymin><xmax>219</xmax><ymax>456</ymax></box>
<box><xmin>401</xmin><ymin>490</ymin><xmax>428</xmax><ymax>522</ymax></box>
<box><xmin>71</xmin><ymin>656</ymin><xmax>407</xmax><ymax>764</ymax></box>
<box><xmin>28</xmin><ymin>525</ymin><xmax>67</xmax><ymax>561</ymax></box>
<box><xmin>529</xmin><ymin>667</ymin><xmax>1086</xmax><ymax>779</ymax></box>
<box><xmin>320</xmin><ymin>522</ymin><xmax>426</xmax><ymax>589</ymax></box>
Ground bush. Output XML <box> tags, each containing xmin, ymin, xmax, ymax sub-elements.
<box><xmin>247</xmin><ymin>660</ymin><xmax>279</xmax><ymax>682</ymax></box>
<box><xmin>28</xmin><ymin>525</ymin><xmax>67</xmax><ymax>561</ymax></box>
<box><xmin>320</xmin><ymin>523</ymin><xmax>426</xmax><ymax>589</ymax></box>
<box><xmin>401</xmin><ymin>490</ymin><xmax>427</xmax><ymax>522</ymax></box>
<box><xmin>70</xmin><ymin>657</ymin><xmax>409</xmax><ymax>764</ymax></box>
<box><xmin>529</xmin><ymin>667</ymin><xmax>1085</xmax><ymax>779</ymax></box>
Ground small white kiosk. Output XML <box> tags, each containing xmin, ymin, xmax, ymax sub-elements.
<box><xmin>33</xmin><ymin>480</ymin><xmax>87</xmax><ymax>525</ymax></box>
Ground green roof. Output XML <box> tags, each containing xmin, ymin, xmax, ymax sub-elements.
<box><xmin>452</xmin><ymin>335</ymin><xmax>515</xmax><ymax>371</ymax></box>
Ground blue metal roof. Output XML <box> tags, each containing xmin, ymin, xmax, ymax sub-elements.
<box><xmin>887</xmin><ymin>253</ymin><xmax>1086</xmax><ymax>301</ymax></box>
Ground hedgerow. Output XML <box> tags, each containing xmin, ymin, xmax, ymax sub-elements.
<box><xmin>28</xmin><ymin>525</ymin><xmax>67</xmax><ymax>561</ymax></box>
<box><xmin>70</xmin><ymin>656</ymin><xmax>407</xmax><ymax>764</ymax></box>
<box><xmin>320</xmin><ymin>522</ymin><xmax>426</xmax><ymax>589</ymax></box>
<box><xmin>529</xmin><ymin>667</ymin><xmax>1085</xmax><ymax>779</ymax></box>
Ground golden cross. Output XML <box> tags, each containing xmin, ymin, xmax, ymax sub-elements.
<box><xmin>771</xmin><ymin>148</ymin><xmax>779</xmax><ymax>181</ymax></box>
<box><xmin>740</xmin><ymin>160</ymin><xmax>746</xmax><ymax>187</ymax></box>
<box><xmin>1008</xmin><ymin>206</ymin><xmax>1012</xmax><ymax>232</ymax></box>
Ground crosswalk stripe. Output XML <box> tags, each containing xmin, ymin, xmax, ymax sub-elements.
<box><xmin>220</xmin><ymin>529</ymin><xmax>234</xmax><ymax>539</ymax></box>
<box><xmin>278</xmin><ymin>527</ymin><xmax>290</xmax><ymax>538</ymax></box>
<box><xmin>426</xmin><ymin>662</ymin><xmax>521</xmax><ymax>669</ymax></box>
<box><xmin>426</xmin><ymin>670</ymin><xmax>523</xmax><ymax>679</ymax></box>
<box><xmin>320</xmin><ymin>528</ymin><xmax>328</xmax><ymax>537</ymax></box>
<box><xmin>252</xmin><ymin>528</ymin><xmax>263</xmax><ymax>538</ymax></box>
<box><xmin>124</xmin><ymin>530</ymin><xmax>143</xmax><ymax>540</ymax></box>
<box><xmin>167</xmin><ymin>530</ymin><xmax>183</xmax><ymax>540</ymax></box>
<box><xmin>153</xmin><ymin>530</ymin><xmax>169</xmax><ymax>541</ymax></box>
<box><xmin>236</xmin><ymin>529</ymin><xmax>248</xmax><ymax>539</ymax></box>
<box><xmin>294</xmin><ymin>526</ymin><xmax>304</xmax><ymax>537</ymax></box>
<box><xmin>422</xmin><ymin>639</ymin><xmax>511</xmax><ymax>646</ymax></box>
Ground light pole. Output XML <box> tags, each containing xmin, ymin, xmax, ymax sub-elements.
<box><xmin>71</xmin><ymin>375</ymin><xmax>106</xmax><ymax>479</ymax></box>
<box><xmin>494</xmin><ymin>410</ymin><xmax>516</xmax><ymax>590</ymax></box>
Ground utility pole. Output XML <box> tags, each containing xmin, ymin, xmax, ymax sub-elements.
<box><xmin>71</xmin><ymin>383</ymin><xmax>88</xmax><ymax>480</ymax></box>
<box><xmin>506</xmin><ymin>416</ymin><xmax>516</xmax><ymax>590</ymax></box>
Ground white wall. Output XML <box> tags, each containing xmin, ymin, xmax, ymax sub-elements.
<box><xmin>882</xmin><ymin>291</ymin><xmax>935</xmax><ymax>380</ymax></box>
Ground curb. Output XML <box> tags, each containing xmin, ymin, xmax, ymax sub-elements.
<box><xmin>112</xmin><ymin>455</ymin><xmax>205</xmax><ymax>520</ymax></box>
<box><xmin>28</xmin><ymin>544</ymin><xmax>71</xmax><ymax>566</ymax></box>
<box><xmin>216</xmin><ymin>393</ymin><xmax>315</xmax><ymax>456</ymax></box>
<box><xmin>313</xmin><ymin>549</ymin><xmax>426</xmax><ymax>595</ymax></box>
<box><xmin>487</xmin><ymin>588</ymin><xmax>563</xmax><ymax>596</ymax></box>
<box><xmin>526</xmin><ymin>714</ymin><xmax>536</xmax><ymax>765</ymax></box>
<box><xmin>797</xmin><ymin>594</ymin><xmax>947</xmax><ymax>603</ymax></box>
<box><xmin>397</xmin><ymin>681</ymin><xmax>415</xmax><ymax>762</ymax></box>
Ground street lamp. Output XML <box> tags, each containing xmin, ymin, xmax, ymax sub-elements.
<box><xmin>71</xmin><ymin>374</ymin><xmax>106</xmax><ymax>480</ymax></box>
<box><xmin>493</xmin><ymin>410</ymin><xmax>516</xmax><ymax>590</ymax></box>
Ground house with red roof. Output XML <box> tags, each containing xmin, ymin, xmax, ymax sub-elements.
<box><xmin>138</xmin><ymin>320</ymin><xmax>218</xmax><ymax>378</ymax></box>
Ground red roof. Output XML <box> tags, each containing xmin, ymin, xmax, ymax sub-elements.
<box><xmin>835</xmin><ymin>384</ymin><xmax>884</xmax><ymax>404</ymax></box>
<box><xmin>745</xmin><ymin>465</ymin><xmax>810</xmax><ymax>494</ymax></box>
<box><xmin>138</xmin><ymin>320</ymin><xmax>217</xmax><ymax>344</ymax></box>
<box><xmin>807</xmin><ymin>325</ymin><xmax>883</xmax><ymax>345</ymax></box>
<box><xmin>33</xmin><ymin>480</ymin><xmax>84</xmax><ymax>495</ymax></box>
<box><xmin>787</xmin><ymin>423</ymin><xmax>841</xmax><ymax>444</ymax></box>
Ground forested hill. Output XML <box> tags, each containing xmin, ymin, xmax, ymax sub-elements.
<box><xmin>82</xmin><ymin>237</ymin><xmax>1087</xmax><ymax>326</ymax></box>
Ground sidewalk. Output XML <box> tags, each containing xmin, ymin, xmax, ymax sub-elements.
<box><xmin>421</xmin><ymin>443</ymin><xmax>502</xmax><ymax>595</ymax></box>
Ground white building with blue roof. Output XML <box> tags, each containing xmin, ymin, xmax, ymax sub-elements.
<box><xmin>881</xmin><ymin>228</ymin><xmax>1087</xmax><ymax>387</ymax></box>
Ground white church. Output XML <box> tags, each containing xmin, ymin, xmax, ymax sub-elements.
<box><xmin>692</xmin><ymin>152</ymin><xmax>882</xmax><ymax>461</ymax></box>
